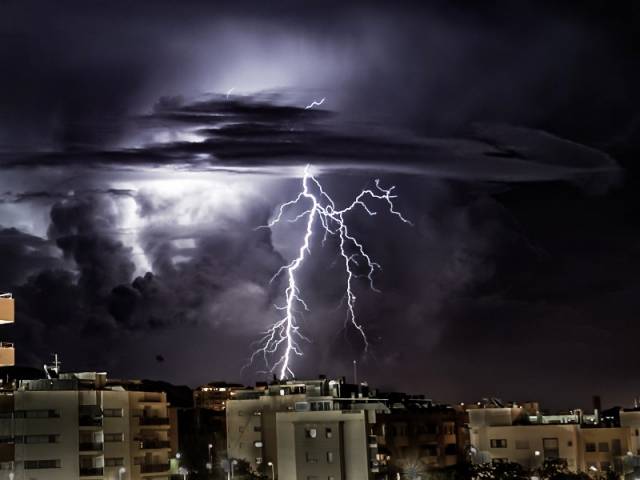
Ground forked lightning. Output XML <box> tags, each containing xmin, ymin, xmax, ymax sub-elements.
<box><xmin>251</xmin><ymin>165</ymin><xmax>411</xmax><ymax>379</ymax></box>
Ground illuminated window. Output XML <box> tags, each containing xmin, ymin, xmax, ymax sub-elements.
<box><xmin>306</xmin><ymin>428</ymin><xmax>317</xmax><ymax>439</ymax></box>
<box><xmin>327</xmin><ymin>452</ymin><xmax>334</xmax><ymax>463</ymax></box>
<box><xmin>325</xmin><ymin>428</ymin><xmax>332</xmax><ymax>439</ymax></box>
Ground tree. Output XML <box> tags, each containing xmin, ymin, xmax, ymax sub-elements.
<box><xmin>472</xmin><ymin>461</ymin><xmax>529</xmax><ymax>480</ymax></box>
<box><xmin>537</xmin><ymin>458</ymin><xmax>590</xmax><ymax>480</ymax></box>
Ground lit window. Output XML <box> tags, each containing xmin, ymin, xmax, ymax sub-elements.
<box><xmin>306</xmin><ymin>428</ymin><xmax>317</xmax><ymax>439</ymax></box>
<box><xmin>325</xmin><ymin>428</ymin><xmax>332</xmax><ymax>439</ymax></box>
<box><xmin>327</xmin><ymin>452</ymin><xmax>334</xmax><ymax>463</ymax></box>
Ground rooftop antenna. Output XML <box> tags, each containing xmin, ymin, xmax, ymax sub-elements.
<box><xmin>44</xmin><ymin>354</ymin><xmax>61</xmax><ymax>380</ymax></box>
<box><xmin>353</xmin><ymin>359</ymin><xmax>358</xmax><ymax>385</ymax></box>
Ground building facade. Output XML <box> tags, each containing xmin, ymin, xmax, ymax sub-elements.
<box><xmin>226</xmin><ymin>378</ymin><xmax>385</xmax><ymax>479</ymax></box>
<box><xmin>0</xmin><ymin>372</ymin><xmax>172</xmax><ymax>480</ymax></box>
<box><xmin>469</xmin><ymin>406</ymin><xmax>640</xmax><ymax>478</ymax></box>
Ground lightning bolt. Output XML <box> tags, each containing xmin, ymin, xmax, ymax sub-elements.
<box><xmin>250</xmin><ymin>165</ymin><xmax>411</xmax><ymax>380</ymax></box>
<box><xmin>304</xmin><ymin>97</ymin><xmax>325</xmax><ymax>109</ymax></box>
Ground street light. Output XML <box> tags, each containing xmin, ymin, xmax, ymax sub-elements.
<box><xmin>267</xmin><ymin>461</ymin><xmax>275</xmax><ymax>479</ymax></box>
<box><xmin>231</xmin><ymin>459</ymin><xmax>238</xmax><ymax>479</ymax></box>
<box><xmin>208</xmin><ymin>443</ymin><xmax>214</xmax><ymax>469</ymax></box>
<box><xmin>178</xmin><ymin>466</ymin><xmax>188</xmax><ymax>480</ymax></box>
<box><xmin>118</xmin><ymin>467</ymin><xmax>126</xmax><ymax>480</ymax></box>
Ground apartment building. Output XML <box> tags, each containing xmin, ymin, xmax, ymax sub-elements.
<box><xmin>469</xmin><ymin>406</ymin><xmax>640</xmax><ymax>478</ymax></box>
<box><xmin>193</xmin><ymin>382</ymin><xmax>244</xmax><ymax>412</ymax></box>
<box><xmin>374</xmin><ymin>402</ymin><xmax>468</xmax><ymax>474</ymax></box>
<box><xmin>0</xmin><ymin>372</ymin><xmax>172</xmax><ymax>480</ymax></box>
<box><xmin>226</xmin><ymin>378</ymin><xmax>386</xmax><ymax>479</ymax></box>
<box><xmin>0</xmin><ymin>295</ymin><xmax>15</xmax><ymax>367</ymax></box>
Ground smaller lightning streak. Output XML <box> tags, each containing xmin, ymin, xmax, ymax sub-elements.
<box><xmin>304</xmin><ymin>97</ymin><xmax>325</xmax><ymax>109</ymax></box>
<box><xmin>226</xmin><ymin>87</ymin><xmax>235</xmax><ymax>99</ymax></box>
<box><xmin>249</xmin><ymin>165</ymin><xmax>411</xmax><ymax>380</ymax></box>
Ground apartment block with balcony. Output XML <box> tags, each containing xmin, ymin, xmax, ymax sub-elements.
<box><xmin>469</xmin><ymin>405</ymin><xmax>639</xmax><ymax>478</ymax></box>
<box><xmin>226</xmin><ymin>377</ymin><xmax>387</xmax><ymax>479</ymax></box>
<box><xmin>0</xmin><ymin>372</ymin><xmax>173</xmax><ymax>480</ymax></box>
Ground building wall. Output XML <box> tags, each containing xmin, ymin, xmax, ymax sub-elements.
<box><xmin>276</xmin><ymin>410</ymin><xmax>370</xmax><ymax>480</ymax></box>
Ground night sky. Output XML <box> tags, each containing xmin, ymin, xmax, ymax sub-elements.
<box><xmin>0</xmin><ymin>1</ymin><xmax>638</xmax><ymax>410</ymax></box>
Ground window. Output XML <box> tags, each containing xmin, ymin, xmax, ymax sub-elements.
<box><xmin>515</xmin><ymin>440</ymin><xmax>530</xmax><ymax>450</ymax></box>
<box><xmin>585</xmin><ymin>442</ymin><xmax>596</xmax><ymax>452</ymax></box>
<box><xmin>543</xmin><ymin>438</ymin><xmax>559</xmax><ymax>459</ymax></box>
<box><xmin>444</xmin><ymin>444</ymin><xmax>458</xmax><ymax>455</ymax></box>
<box><xmin>104</xmin><ymin>433</ymin><xmax>124</xmax><ymax>443</ymax></box>
<box><xmin>255</xmin><ymin>457</ymin><xmax>262</xmax><ymax>464</ymax></box>
<box><xmin>635</xmin><ymin>429</ymin><xmax>639</xmax><ymax>437</ymax></box>
<box><xmin>24</xmin><ymin>459</ymin><xmax>61</xmax><ymax>469</ymax></box>
<box><xmin>598</xmin><ymin>442</ymin><xmax>609</xmax><ymax>452</ymax></box>
<box><xmin>306</xmin><ymin>428</ymin><xmax>317</xmax><ymax>439</ymax></box>
<box><xmin>15</xmin><ymin>410</ymin><xmax>59</xmax><ymax>419</ymax></box>
<box><xmin>490</xmin><ymin>439</ymin><xmax>507</xmax><ymax>448</ymax></box>
<box><xmin>327</xmin><ymin>452</ymin><xmax>334</xmax><ymax>464</ymax></box>
<box><xmin>103</xmin><ymin>409</ymin><xmax>123</xmax><ymax>418</ymax></box>
<box><xmin>23</xmin><ymin>435</ymin><xmax>59</xmax><ymax>444</ymax></box>
<box><xmin>254</xmin><ymin>426</ymin><xmax>261</xmax><ymax>432</ymax></box>
<box><xmin>105</xmin><ymin>457</ymin><xmax>124</xmax><ymax>467</ymax></box>
<box><xmin>306</xmin><ymin>452</ymin><xmax>318</xmax><ymax>463</ymax></box>
<box><xmin>325</xmin><ymin>428</ymin><xmax>332</xmax><ymax>439</ymax></box>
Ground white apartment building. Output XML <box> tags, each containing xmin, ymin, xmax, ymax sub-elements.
<box><xmin>469</xmin><ymin>406</ymin><xmax>640</xmax><ymax>478</ymax></box>
<box><xmin>226</xmin><ymin>378</ymin><xmax>385</xmax><ymax>480</ymax></box>
<box><xmin>0</xmin><ymin>372</ymin><xmax>172</xmax><ymax>480</ymax></box>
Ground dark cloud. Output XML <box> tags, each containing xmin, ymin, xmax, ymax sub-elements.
<box><xmin>0</xmin><ymin>0</ymin><xmax>637</xmax><ymax>408</ymax></box>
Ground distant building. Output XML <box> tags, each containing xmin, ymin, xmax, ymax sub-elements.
<box><xmin>0</xmin><ymin>371</ymin><xmax>173</xmax><ymax>480</ymax></box>
<box><xmin>0</xmin><ymin>294</ymin><xmax>15</xmax><ymax>367</ymax></box>
<box><xmin>469</xmin><ymin>404</ymin><xmax>640</xmax><ymax>477</ymax></box>
<box><xmin>226</xmin><ymin>377</ymin><xmax>386</xmax><ymax>479</ymax></box>
<box><xmin>193</xmin><ymin>382</ymin><xmax>244</xmax><ymax>412</ymax></box>
<box><xmin>374</xmin><ymin>401</ymin><xmax>468</xmax><ymax>476</ymax></box>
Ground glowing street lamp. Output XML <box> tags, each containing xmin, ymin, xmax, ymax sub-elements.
<box><xmin>267</xmin><ymin>461</ymin><xmax>275</xmax><ymax>479</ymax></box>
<box><xmin>231</xmin><ymin>459</ymin><xmax>238</xmax><ymax>479</ymax></box>
<box><xmin>118</xmin><ymin>467</ymin><xmax>126</xmax><ymax>480</ymax></box>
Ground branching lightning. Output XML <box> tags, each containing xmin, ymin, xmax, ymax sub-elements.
<box><xmin>250</xmin><ymin>165</ymin><xmax>411</xmax><ymax>380</ymax></box>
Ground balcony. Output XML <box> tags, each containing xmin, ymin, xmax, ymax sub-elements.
<box><xmin>0</xmin><ymin>297</ymin><xmax>14</xmax><ymax>324</ymax></box>
<box><xmin>139</xmin><ymin>417</ymin><xmax>170</xmax><ymax>427</ymax></box>
<box><xmin>0</xmin><ymin>343</ymin><xmax>14</xmax><ymax>368</ymax></box>
<box><xmin>139</xmin><ymin>439</ymin><xmax>171</xmax><ymax>450</ymax></box>
<box><xmin>140</xmin><ymin>463</ymin><xmax>170</xmax><ymax>474</ymax></box>
<box><xmin>79</xmin><ymin>416</ymin><xmax>103</xmax><ymax>428</ymax></box>
<box><xmin>80</xmin><ymin>467</ymin><xmax>104</xmax><ymax>477</ymax></box>
<box><xmin>139</xmin><ymin>395</ymin><xmax>163</xmax><ymax>403</ymax></box>
<box><xmin>79</xmin><ymin>442</ymin><xmax>104</xmax><ymax>452</ymax></box>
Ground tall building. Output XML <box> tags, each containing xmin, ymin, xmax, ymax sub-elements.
<box><xmin>0</xmin><ymin>371</ymin><xmax>173</xmax><ymax>480</ymax></box>
<box><xmin>0</xmin><ymin>294</ymin><xmax>15</xmax><ymax>367</ymax></box>
<box><xmin>468</xmin><ymin>404</ymin><xmax>640</xmax><ymax>477</ymax></box>
<box><xmin>226</xmin><ymin>378</ymin><xmax>387</xmax><ymax>479</ymax></box>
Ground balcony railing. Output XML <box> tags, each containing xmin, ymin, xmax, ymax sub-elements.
<box><xmin>140</xmin><ymin>463</ymin><xmax>170</xmax><ymax>473</ymax></box>
<box><xmin>139</xmin><ymin>417</ymin><xmax>170</xmax><ymax>426</ymax></box>
<box><xmin>79</xmin><ymin>442</ymin><xmax>104</xmax><ymax>452</ymax></box>
<box><xmin>80</xmin><ymin>467</ymin><xmax>104</xmax><ymax>476</ymax></box>
<box><xmin>140</xmin><ymin>440</ymin><xmax>171</xmax><ymax>449</ymax></box>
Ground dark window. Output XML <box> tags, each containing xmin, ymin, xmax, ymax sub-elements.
<box><xmin>325</xmin><ymin>428</ymin><xmax>332</xmax><ymax>439</ymax></box>
<box><xmin>24</xmin><ymin>459</ymin><xmax>61</xmax><ymax>469</ymax></box>
<box><xmin>490</xmin><ymin>439</ymin><xmax>507</xmax><ymax>448</ymax></box>
<box><xmin>585</xmin><ymin>443</ymin><xmax>596</xmax><ymax>452</ymax></box>
<box><xmin>444</xmin><ymin>444</ymin><xmax>457</xmax><ymax>455</ymax></box>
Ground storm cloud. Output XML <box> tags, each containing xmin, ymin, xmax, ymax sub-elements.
<box><xmin>0</xmin><ymin>0</ymin><xmax>637</xmax><ymax>408</ymax></box>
